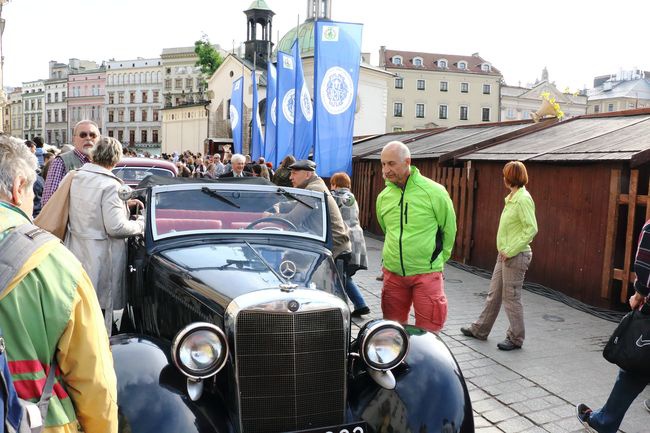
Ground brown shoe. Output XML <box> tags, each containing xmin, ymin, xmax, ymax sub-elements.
<box><xmin>460</xmin><ymin>327</ymin><xmax>487</xmax><ymax>341</ymax></box>
<box><xmin>497</xmin><ymin>338</ymin><xmax>522</xmax><ymax>351</ymax></box>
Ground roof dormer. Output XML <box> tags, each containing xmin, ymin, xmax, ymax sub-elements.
<box><xmin>413</xmin><ymin>56</ymin><xmax>424</xmax><ymax>67</ymax></box>
<box><xmin>457</xmin><ymin>60</ymin><xmax>467</xmax><ymax>70</ymax></box>
<box><xmin>481</xmin><ymin>62</ymin><xmax>491</xmax><ymax>72</ymax></box>
<box><xmin>392</xmin><ymin>55</ymin><xmax>403</xmax><ymax>66</ymax></box>
<box><xmin>437</xmin><ymin>58</ymin><xmax>448</xmax><ymax>69</ymax></box>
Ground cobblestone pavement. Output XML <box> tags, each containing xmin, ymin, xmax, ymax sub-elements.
<box><xmin>350</xmin><ymin>236</ymin><xmax>650</xmax><ymax>433</ymax></box>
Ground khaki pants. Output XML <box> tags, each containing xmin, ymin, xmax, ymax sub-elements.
<box><xmin>470</xmin><ymin>251</ymin><xmax>532</xmax><ymax>346</ymax></box>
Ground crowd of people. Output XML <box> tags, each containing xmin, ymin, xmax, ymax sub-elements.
<box><xmin>2</xmin><ymin>117</ymin><xmax>648</xmax><ymax>432</ymax></box>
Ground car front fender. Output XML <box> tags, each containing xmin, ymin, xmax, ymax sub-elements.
<box><xmin>111</xmin><ymin>334</ymin><xmax>233</xmax><ymax>433</ymax></box>
<box><xmin>348</xmin><ymin>326</ymin><xmax>474</xmax><ymax>433</ymax></box>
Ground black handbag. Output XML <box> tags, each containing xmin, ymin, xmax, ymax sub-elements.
<box><xmin>603</xmin><ymin>309</ymin><xmax>650</xmax><ymax>376</ymax></box>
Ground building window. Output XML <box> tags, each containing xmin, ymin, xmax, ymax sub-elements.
<box><xmin>482</xmin><ymin>107</ymin><xmax>491</xmax><ymax>122</ymax></box>
<box><xmin>483</xmin><ymin>84</ymin><xmax>491</xmax><ymax>94</ymax></box>
<box><xmin>175</xmin><ymin>78</ymin><xmax>182</xmax><ymax>89</ymax></box>
<box><xmin>416</xmin><ymin>103</ymin><xmax>425</xmax><ymax>118</ymax></box>
<box><xmin>608</xmin><ymin>103</ymin><xmax>615</xmax><ymax>112</ymax></box>
<box><xmin>460</xmin><ymin>106</ymin><xmax>468</xmax><ymax>120</ymax></box>
<box><xmin>47</xmin><ymin>131</ymin><xmax>52</xmax><ymax>143</ymax></box>
<box><xmin>141</xmin><ymin>110</ymin><xmax>147</xmax><ymax>122</ymax></box>
<box><xmin>165</xmin><ymin>79</ymin><xmax>172</xmax><ymax>90</ymax></box>
<box><xmin>108</xmin><ymin>110</ymin><xmax>114</xmax><ymax>122</ymax></box>
<box><xmin>117</xmin><ymin>130</ymin><xmax>123</xmax><ymax>142</ymax></box>
<box><xmin>506</xmin><ymin>108</ymin><xmax>515</xmax><ymax>119</ymax></box>
<box><xmin>392</xmin><ymin>127</ymin><xmax>403</xmax><ymax>132</ymax></box>
<box><xmin>54</xmin><ymin>111</ymin><xmax>59</xmax><ymax>122</ymax></box>
<box><xmin>413</xmin><ymin>57</ymin><xmax>423</xmax><ymax>66</ymax></box>
<box><xmin>392</xmin><ymin>56</ymin><xmax>402</xmax><ymax>65</ymax></box>
<box><xmin>395</xmin><ymin>77</ymin><xmax>403</xmax><ymax>89</ymax></box>
<box><xmin>153</xmin><ymin>110</ymin><xmax>159</xmax><ymax>122</ymax></box>
<box><xmin>62</xmin><ymin>131</ymin><xmax>66</xmax><ymax>142</ymax></box>
<box><xmin>47</xmin><ymin>94</ymin><xmax>51</xmax><ymax>103</ymax></box>
<box><xmin>153</xmin><ymin>91</ymin><xmax>160</xmax><ymax>103</ymax></box>
<box><xmin>438</xmin><ymin>59</ymin><xmax>448</xmax><ymax>68</ymax></box>
<box><xmin>129</xmin><ymin>130</ymin><xmax>135</xmax><ymax>145</ymax></box>
<box><xmin>54</xmin><ymin>93</ymin><xmax>59</xmax><ymax>102</ymax></box>
<box><xmin>108</xmin><ymin>93</ymin><xmax>114</xmax><ymax>104</ymax></box>
<box><xmin>186</xmin><ymin>78</ymin><xmax>193</xmax><ymax>89</ymax></box>
<box><xmin>417</xmin><ymin>79</ymin><xmax>425</xmax><ymax>90</ymax></box>
<box><xmin>108</xmin><ymin>130</ymin><xmax>114</xmax><ymax>138</ymax></box>
<box><xmin>118</xmin><ymin>110</ymin><xmax>124</xmax><ymax>122</ymax></box>
<box><xmin>130</xmin><ymin>110</ymin><xmax>135</xmax><ymax>122</ymax></box>
<box><xmin>440</xmin><ymin>81</ymin><xmax>448</xmax><ymax>92</ymax></box>
<box><xmin>118</xmin><ymin>92</ymin><xmax>124</xmax><ymax>104</ymax></box>
<box><xmin>130</xmin><ymin>91</ymin><xmax>136</xmax><ymax>103</ymax></box>
<box><xmin>594</xmin><ymin>105</ymin><xmax>600</xmax><ymax>113</ymax></box>
<box><xmin>439</xmin><ymin>105</ymin><xmax>448</xmax><ymax>119</ymax></box>
<box><xmin>481</xmin><ymin>63</ymin><xmax>491</xmax><ymax>72</ymax></box>
<box><xmin>61</xmin><ymin>109</ymin><xmax>66</xmax><ymax>122</ymax></box>
<box><xmin>62</xmin><ymin>91</ymin><xmax>66</xmax><ymax>99</ymax></box>
<box><xmin>152</xmin><ymin>130</ymin><xmax>159</xmax><ymax>142</ymax></box>
<box><xmin>142</xmin><ymin>91</ymin><xmax>148</xmax><ymax>103</ymax></box>
<box><xmin>458</xmin><ymin>61</ymin><xmax>467</xmax><ymax>70</ymax></box>
<box><xmin>460</xmin><ymin>82</ymin><xmax>469</xmax><ymax>93</ymax></box>
<box><xmin>141</xmin><ymin>130</ymin><xmax>148</xmax><ymax>143</ymax></box>
<box><xmin>393</xmin><ymin>102</ymin><xmax>403</xmax><ymax>117</ymax></box>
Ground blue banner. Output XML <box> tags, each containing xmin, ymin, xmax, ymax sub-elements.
<box><xmin>251</xmin><ymin>70</ymin><xmax>264</xmax><ymax>160</ymax></box>
<box><xmin>230</xmin><ymin>76</ymin><xmax>244</xmax><ymax>154</ymax></box>
<box><xmin>313</xmin><ymin>21</ymin><xmax>363</xmax><ymax>177</ymax></box>
<box><xmin>263</xmin><ymin>63</ymin><xmax>277</xmax><ymax>163</ymax></box>
<box><xmin>275</xmin><ymin>51</ymin><xmax>296</xmax><ymax>168</ymax></box>
<box><xmin>292</xmin><ymin>40</ymin><xmax>314</xmax><ymax>160</ymax></box>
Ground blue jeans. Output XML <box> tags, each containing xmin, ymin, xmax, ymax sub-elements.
<box><xmin>344</xmin><ymin>277</ymin><xmax>367</xmax><ymax>310</ymax></box>
<box><xmin>589</xmin><ymin>369</ymin><xmax>649</xmax><ymax>433</ymax></box>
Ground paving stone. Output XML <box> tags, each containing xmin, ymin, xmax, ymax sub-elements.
<box><xmin>473</xmin><ymin>398</ymin><xmax>507</xmax><ymax>413</ymax></box>
<box><xmin>482</xmin><ymin>406</ymin><xmax>519</xmax><ymax>423</ymax></box>
<box><xmin>497</xmin><ymin>416</ymin><xmax>535</xmax><ymax>433</ymax></box>
<box><xmin>526</xmin><ymin>409</ymin><xmax>564</xmax><ymax>425</ymax></box>
<box><xmin>476</xmin><ymin>428</ymin><xmax>504</xmax><ymax>433</ymax></box>
<box><xmin>469</xmin><ymin>388</ymin><xmax>491</xmax><ymax>403</ymax></box>
<box><xmin>474</xmin><ymin>415</ymin><xmax>492</xmax><ymax>428</ymax></box>
<box><xmin>496</xmin><ymin>391</ymin><xmax>528</xmax><ymax>405</ymax></box>
<box><xmin>521</xmin><ymin>427</ymin><xmax>551</xmax><ymax>433</ymax></box>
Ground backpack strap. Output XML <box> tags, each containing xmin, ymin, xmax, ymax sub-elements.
<box><xmin>0</xmin><ymin>224</ymin><xmax>58</xmax><ymax>295</ymax></box>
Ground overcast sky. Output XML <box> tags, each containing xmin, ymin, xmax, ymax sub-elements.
<box><xmin>2</xmin><ymin>0</ymin><xmax>648</xmax><ymax>90</ymax></box>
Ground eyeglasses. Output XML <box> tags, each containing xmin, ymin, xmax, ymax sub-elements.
<box><xmin>78</xmin><ymin>131</ymin><xmax>98</xmax><ymax>139</ymax></box>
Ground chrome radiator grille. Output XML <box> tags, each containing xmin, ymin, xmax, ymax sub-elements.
<box><xmin>235</xmin><ymin>308</ymin><xmax>346</xmax><ymax>433</ymax></box>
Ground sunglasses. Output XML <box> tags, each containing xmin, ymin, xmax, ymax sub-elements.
<box><xmin>78</xmin><ymin>131</ymin><xmax>98</xmax><ymax>139</ymax></box>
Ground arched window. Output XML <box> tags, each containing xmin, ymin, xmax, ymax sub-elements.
<box><xmin>481</xmin><ymin>63</ymin><xmax>492</xmax><ymax>72</ymax></box>
<box><xmin>458</xmin><ymin>61</ymin><xmax>467</xmax><ymax>70</ymax></box>
<box><xmin>392</xmin><ymin>56</ymin><xmax>403</xmax><ymax>66</ymax></box>
<box><xmin>413</xmin><ymin>57</ymin><xmax>423</xmax><ymax>67</ymax></box>
<box><xmin>438</xmin><ymin>59</ymin><xmax>448</xmax><ymax>69</ymax></box>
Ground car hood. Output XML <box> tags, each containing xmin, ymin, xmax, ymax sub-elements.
<box><xmin>157</xmin><ymin>241</ymin><xmax>333</xmax><ymax>303</ymax></box>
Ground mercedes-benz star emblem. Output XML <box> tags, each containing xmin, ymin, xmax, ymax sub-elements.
<box><xmin>279</xmin><ymin>260</ymin><xmax>297</xmax><ymax>280</ymax></box>
<box><xmin>288</xmin><ymin>300</ymin><xmax>300</xmax><ymax>312</ymax></box>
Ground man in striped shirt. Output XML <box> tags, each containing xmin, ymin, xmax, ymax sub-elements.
<box><xmin>42</xmin><ymin>120</ymin><xmax>100</xmax><ymax>206</ymax></box>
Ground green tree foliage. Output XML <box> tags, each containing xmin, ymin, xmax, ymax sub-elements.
<box><xmin>194</xmin><ymin>34</ymin><xmax>223</xmax><ymax>78</ymax></box>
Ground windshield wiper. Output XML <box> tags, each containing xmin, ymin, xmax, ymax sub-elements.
<box><xmin>244</xmin><ymin>241</ymin><xmax>288</xmax><ymax>283</ymax></box>
<box><xmin>277</xmin><ymin>188</ymin><xmax>314</xmax><ymax>209</ymax></box>
<box><xmin>201</xmin><ymin>187</ymin><xmax>240</xmax><ymax>209</ymax></box>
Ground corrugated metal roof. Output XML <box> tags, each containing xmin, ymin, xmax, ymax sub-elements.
<box><xmin>352</xmin><ymin>130</ymin><xmax>437</xmax><ymax>158</ymax></box>
<box><xmin>458</xmin><ymin>115</ymin><xmax>650</xmax><ymax>163</ymax></box>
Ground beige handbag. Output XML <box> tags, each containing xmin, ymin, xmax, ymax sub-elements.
<box><xmin>34</xmin><ymin>171</ymin><xmax>76</xmax><ymax>240</ymax></box>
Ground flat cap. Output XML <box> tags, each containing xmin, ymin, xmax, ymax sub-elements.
<box><xmin>289</xmin><ymin>159</ymin><xmax>316</xmax><ymax>171</ymax></box>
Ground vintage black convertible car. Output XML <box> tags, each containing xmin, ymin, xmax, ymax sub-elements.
<box><xmin>112</xmin><ymin>176</ymin><xmax>474</xmax><ymax>433</ymax></box>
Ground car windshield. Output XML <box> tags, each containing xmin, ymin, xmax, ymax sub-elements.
<box><xmin>113</xmin><ymin>167</ymin><xmax>175</xmax><ymax>183</ymax></box>
<box><xmin>150</xmin><ymin>184</ymin><xmax>327</xmax><ymax>241</ymax></box>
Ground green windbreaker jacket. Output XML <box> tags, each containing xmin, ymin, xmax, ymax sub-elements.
<box><xmin>376</xmin><ymin>166</ymin><xmax>457</xmax><ymax>276</ymax></box>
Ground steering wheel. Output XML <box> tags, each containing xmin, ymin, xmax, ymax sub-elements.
<box><xmin>246</xmin><ymin>216</ymin><xmax>297</xmax><ymax>231</ymax></box>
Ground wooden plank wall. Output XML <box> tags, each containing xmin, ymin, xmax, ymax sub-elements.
<box><xmin>351</xmin><ymin>159</ymin><xmax>475</xmax><ymax>263</ymax></box>
<box><xmin>602</xmin><ymin>168</ymin><xmax>650</xmax><ymax>304</ymax></box>
<box><xmin>468</xmin><ymin>161</ymin><xmax>616</xmax><ymax>308</ymax></box>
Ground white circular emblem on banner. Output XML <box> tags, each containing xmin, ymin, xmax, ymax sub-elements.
<box><xmin>282</xmin><ymin>89</ymin><xmax>295</xmax><ymax>125</ymax></box>
<box><xmin>229</xmin><ymin>105</ymin><xmax>239</xmax><ymax>130</ymax></box>
<box><xmin>320</xmin><ymin>66</ymin><xmax>354</xmax><ymax>115</ymax></box>
<box><xmin>271</xmin><ymin>98</ymin><xmax>277</xmax><ymax>125</ymax></box>
<box><xmin>300</xmin><ymin>84</ymin><xmax>313</xmax><ymax>122</ymax></box>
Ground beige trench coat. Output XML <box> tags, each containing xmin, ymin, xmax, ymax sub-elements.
<box><xmin>65</xmin><ymin>163</ymin><xmax>144</xmax><ymax>332</ymax></box>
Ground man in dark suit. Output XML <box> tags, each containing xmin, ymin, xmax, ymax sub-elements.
<box><xmin>219</xmin><ymin>153</ymin><xmax>252</xmax><ymax>178</ymax></box>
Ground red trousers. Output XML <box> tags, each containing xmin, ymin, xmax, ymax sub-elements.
<box><xmin>381</xmin><ymin>268</ymin><xmax>448</xmax><ymax>332</ymax></box>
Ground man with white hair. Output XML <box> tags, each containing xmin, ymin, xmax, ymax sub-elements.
<box><xmin>219</xmin><ymin>153</ymin><xmax>252</xmax><ymax>178</ymax></box>
<box><xmin>0</xmin><ymin>134</ymin><xmax>118</xmax><ymax>432</ymax></box>
<box><xmin>42</xmin><ymin>119</ymin><xmax>100</xmax><ymax>205</ymax></box>
<box><xmin>376</xmin><ymin>141</ymin><xmax>457</xmax><ymax>332</ymax></box>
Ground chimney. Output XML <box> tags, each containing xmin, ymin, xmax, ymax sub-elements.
<box><xmin>379</xmin><ymin>46</ymin><xmax>386</xmax><ymax>67</ymax></box>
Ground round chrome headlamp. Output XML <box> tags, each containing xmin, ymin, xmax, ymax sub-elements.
<box><xmin>358</xmin><ymin>320</ymin><xmax>409</xmax><ymax>371</ymax></box>
<box><xmin>171</xmin><ymin>323</ymin><xmax>228</xmax><ymax>380</ymax></box>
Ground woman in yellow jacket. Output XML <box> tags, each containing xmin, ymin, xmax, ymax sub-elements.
<box><xmin>461</xmin><ymin>161</ymin><xmax>538</xmax><ymax>350</ymax></box>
